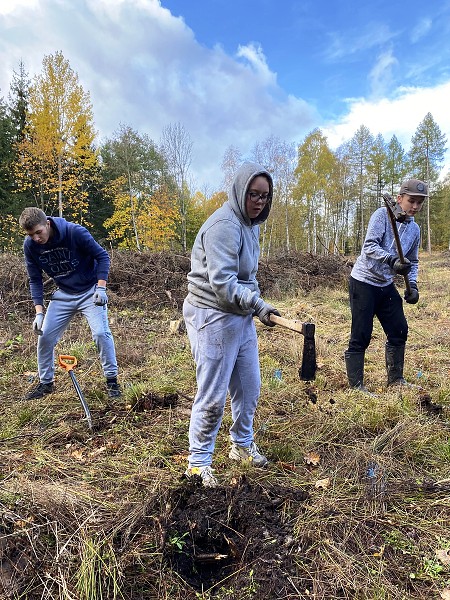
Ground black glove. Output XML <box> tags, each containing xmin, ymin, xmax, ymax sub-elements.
<box><xmin>404</xmin><ymin>282</ymin><xmax>419</xmax><ymax>304</ymax></box>
<box><xmin>387</xmin><ymin>255</ymin><xmax>412</xmax><ymax>275</ymax></box>
<box><xmin>254</xmin><ymin>299</ymin><xmax>281</xmax><ymax>327</ymax></box>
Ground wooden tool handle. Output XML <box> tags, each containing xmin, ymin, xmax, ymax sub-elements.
<box><xmin>382</xmin><ymin>197</ymin><xmax>412</xmax><ymax>296</ymax></box>
<box><xmin>269</xmin><ymin>314</ymin><xmax>306</xmax><ymax>334</ymax></box>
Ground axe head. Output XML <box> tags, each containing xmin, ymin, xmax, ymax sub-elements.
<box><xmin>382</xmin><ymin>193</ymin><xmax>407</xmax><ymax>223</ymax></box>
<box><xmin>299</xmin><ymin>322</ymin><xmax>317</xmax><ymax>381</ymax></box>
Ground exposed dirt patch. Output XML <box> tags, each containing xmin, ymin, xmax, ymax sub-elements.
<box><xmin>164</xmin><ymin>475</ymin><xmax>309</xmax><ymax>598</ymax></box>
<box><xmin>133</xmin><ymin>391</ymin><xmax>179</xmax><ymax>412</ymax></box>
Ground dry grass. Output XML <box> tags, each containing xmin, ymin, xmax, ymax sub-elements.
<box><xmin>0</xmin><ymin>251</ymin><xmax>449</xmax><ymax>599</ymax></box>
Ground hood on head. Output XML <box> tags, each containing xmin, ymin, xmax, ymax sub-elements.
<box><xmin>229</xmin><ymin>161</ymin><xmax>273</xmax><ymax>225</ymax></box>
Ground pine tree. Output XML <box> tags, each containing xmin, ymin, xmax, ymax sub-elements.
<box><xmin>409</xmin><ymin>113</ymin><xmax>447</xmax><ymax>252</ymax></box>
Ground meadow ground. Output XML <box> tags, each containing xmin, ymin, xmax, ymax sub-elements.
<box><xmin>0</xmin><ymin>251</ymin><xmax>449</xmax><ymax>599</ymax></box>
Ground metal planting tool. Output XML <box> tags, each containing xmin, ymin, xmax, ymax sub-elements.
<box><xmin>58</xmin><ymin>355</ymin><xmax>93</xmax><ymax>431</ymax></box>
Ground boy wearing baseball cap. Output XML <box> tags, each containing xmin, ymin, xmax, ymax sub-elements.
<box><xmin>344</xmin><ymin>179</ymin><xmax>428</xmax><ymax>393</ymax></box>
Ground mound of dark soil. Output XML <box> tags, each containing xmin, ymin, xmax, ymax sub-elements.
<box><xmin>164</xmin><ymin>475</ymin><xmax>309</xmax><ymax>598</ymax></box>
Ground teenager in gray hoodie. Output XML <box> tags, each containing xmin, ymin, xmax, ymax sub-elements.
<box><xmin>345</xmin><ymin>178</ymin><xmax>427</xmax><ymax>393</ymax></box>
<box><xmin>183</xmin><ymin>162</ymin><xmax>280</xmax><ymax>487</ymax></box>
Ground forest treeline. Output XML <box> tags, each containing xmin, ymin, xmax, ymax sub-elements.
<box><xmin>0</xmin><ymin>51</ymin><xmax>449</xmax><ymax>256</ymax></box>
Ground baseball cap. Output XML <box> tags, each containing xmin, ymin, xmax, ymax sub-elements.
<box><xmin>399</xmin><ymin>179</ymin><xmax>428</xmax><ymax>197</ymax></box>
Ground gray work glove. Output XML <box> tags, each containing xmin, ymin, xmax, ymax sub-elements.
<box><xmin>387</xmin><ymin>255</ymin><xmax>412</xmax><ymax>275</ymax></box>
<box><xmin>254</xmin><ymin>299</ymin><xmax>281</xmax><ymax>327</ymax></box>
<box><xmin>33</xmin><ymin>313</ymin><xmax>44</xmax><ymax>336</ymax></box>
<box><xmin>404</xmin><ymin>282</ymin><xmax>419</xmax><ymax>304</ymax></box>
<box><xmin>93</xmin><ymin>285</ymin><xmax>108</xmax><ymax>306</ymax></box>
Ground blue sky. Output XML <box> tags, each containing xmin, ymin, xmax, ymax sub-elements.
<box><xmin>1</xmin><ymin>0</ymin><xmax>450</xmax><ymax>190</ymax></box>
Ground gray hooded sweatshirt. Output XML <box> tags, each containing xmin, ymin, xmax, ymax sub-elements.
<box><xmin>186</xmin><ymin>162</ymin><xmax>273</xmax><ymax>314</ymax></box>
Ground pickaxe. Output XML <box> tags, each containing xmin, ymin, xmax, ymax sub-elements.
<box><xmin>269</xmin><ymin>314</ymin><xmax>317</xmax><ymax>381</ymax></box>
<box><xmin>382</xmin><ymin>193</ymin><xmax>412</xmax><ymax>296</ymax></box>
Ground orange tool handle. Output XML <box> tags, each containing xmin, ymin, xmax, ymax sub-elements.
<box><xmin>58</xmin><ymin>355</ymin><xmax>78</xmax><ymax>371</ymax></box>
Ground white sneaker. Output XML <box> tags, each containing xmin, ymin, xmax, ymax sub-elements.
<box><xmin>229</xmin><ymin>441</ymin><xmax>268</xmax><ymax>467</ymax></box>
<box><xmin>184</xmin><ymin>465</ymin><xmax>218</xmax><ymax>488</ymax></box>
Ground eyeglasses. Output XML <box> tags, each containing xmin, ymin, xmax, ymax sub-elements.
<box><xmin>247</xmin><ymin>191</ymin><xmax>271</xmax><ymax>204</ymax></box>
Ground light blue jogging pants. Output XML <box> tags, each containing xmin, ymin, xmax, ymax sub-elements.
<box><xmin>183</xmin><ymin>299</ymin><xmax>261</xmax><ymax>467</ymax></box>
<box><xmin>37</xmin><ymin>285</ymin><xmax>118</xmax><ymax>384</ymax></box>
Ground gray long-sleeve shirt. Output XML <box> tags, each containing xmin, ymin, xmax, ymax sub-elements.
<box><xmin>351</xmin><ymin>207</ymin><xmax>420</xmax><ymax>287</ymax></box>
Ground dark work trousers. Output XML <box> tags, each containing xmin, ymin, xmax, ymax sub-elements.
<box><xmin>347</xmin><ymin>277</ymin><xmax>408</xmax><ymax>353</ymax></box>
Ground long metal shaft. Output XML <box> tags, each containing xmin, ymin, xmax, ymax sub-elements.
<box><xmin>69</xmin><ymin>370</ymin><xmax>93</xmax><ymax>431</ymax></box>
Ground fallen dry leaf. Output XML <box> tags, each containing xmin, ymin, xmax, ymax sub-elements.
<box><xmin>373</xmin><ymin>544</ymin><xmax>385</xmax><ymax>558</ymax></box>
<box><xmin>436</xmin><ymin>549</ymin><xmax>450</xmax><ymax>566</ymax></box>
<box><xmin>89</xmin><ymin>446</ymin><xmax>107</xmax><ymax>457</ymax></box>
<box><xmin>315</xmin><ymin>477</ymin><xmax>330</xmax><ymax>489</ymax></box>
<box><xmin>171</xmin><ymin>453</ymin><xmax>188</xmax><ymax>464</ymax></box>
<box><xmin>304</xmin><ymin>451</ymin><xmax>321</xmax><ymax>466</ymax></box>
<box><xmin>15</xmin><ymin>518</ymin><xmax>33</xmax><ymax>528</ymax></box>
<box><xmin>278</xmin><ymin>461</ymin><xmax>299</xmax><ymax>473</ymax></box>
<box><xmin>70</xmin><ymin>449</ymin><xmax>85</xmax><ymax>461</ymax></box>
<box><xmin>440</xmin><ymin>589</ymin><xmax>450</xmax><ymax>600</ymax></box>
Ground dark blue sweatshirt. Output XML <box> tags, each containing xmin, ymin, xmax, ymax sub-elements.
<box><xmin>23</xmin><ymin>217</ymin><xmax>110</xmax><ymax>306</ymax></box>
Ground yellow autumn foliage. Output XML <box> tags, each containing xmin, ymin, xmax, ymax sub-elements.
<box><xmin>104</xmin><ymin>182</ymin><xmax>178</xmax><ymax>251</ymax></box>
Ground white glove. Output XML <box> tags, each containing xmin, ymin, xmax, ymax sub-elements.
<box><xmin>33</xmin><ymin>313</ymin><xmax>44</xmax><ymax>336</ymax></box>
<box><xmin>93</xmin><ymin>285</ymin><xmax>108</xmax><ymax>306</ymax></box>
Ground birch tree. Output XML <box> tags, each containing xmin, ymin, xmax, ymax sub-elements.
<box><xmin>221</xmin><ymin>145</ymin><xmax>243</xmax><ymax>192</ymax></box>
<box><xmin>101</xmin><ymin>124</ymin><xmax>171</xmax><ymax>250</ymax></box>
<box><xmin>293</xmin><ymin>129</ymin><xmax>335</xmax><ymax>254</ymax></box>
<box><xmin>160</xmin><ymin>122</ymin><xmax>193</xmax><ymax>251</ymax></box>
<box><xmin>14</xmin><ymin>51</ymin><xmax>98</xmax><ymax>220</ymax></box>
<box><xmin>252</xmin><ymin>135</ymin><xmax>296</xmax><ymax>255</ymax></box>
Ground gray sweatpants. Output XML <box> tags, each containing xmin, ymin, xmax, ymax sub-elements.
<box><xmin>183</xmin><ymin>299</ymin><xmax>261</xmax><ymax>467</ymax></box>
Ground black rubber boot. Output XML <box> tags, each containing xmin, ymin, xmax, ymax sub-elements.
<box><xmin>344</xmin><ymin>351</ymin><xmax>375</xmax><ymax>395</ymax></box>
<box><xmin>385</xmin><ymin>343</ymin><xmax>418</xmax><ymax>387</ymax></box>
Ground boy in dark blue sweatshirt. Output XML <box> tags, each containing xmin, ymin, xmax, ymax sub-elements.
<box><xmin>19</xmin><ymin>207</ymin><xmax>121</xmax><ymax>400</ymax></box>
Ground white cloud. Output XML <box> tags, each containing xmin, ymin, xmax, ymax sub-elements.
<box><xmin>0</xmin><ymin>0</ymin><xmax>39</xmax><ymax>17</ymax></box>
<box><xmin>410</xmin><ymin>17</ymin><xmax>432</xmax><ymax>43</ymax></box>
<box><xmin>236</xmin><ymin>43</ymin><xmax>277</xmax><ymax>87</ymax></box>
<box><xmin>321</xmin><ymin>81</ymin><xmax>450</xmax><ymax>176</ymax></box>
<box><xmin>368</xmin><ymin>47</ymin><xmax>398</xmax><ymax>98</ymax></box>
<box><xmin>324</xmin><ymin>22</ymin><xmax>395</xmax><ymax>61</ymax></box>
<box><xmin>0</xmin><ymin>0</ymin><xmax>319</xmax><ymax>188</ymax></box>
<box><xmin>1</xmin><ymin>0</ymin><xmax>449</xmax><ymax>189</ymax></box>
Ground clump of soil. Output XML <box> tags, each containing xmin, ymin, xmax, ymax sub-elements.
<box><xmin>419</xmin><ymin>393</ymin><xmax>444</xmax><ymax>416</ymax></box>
<box><xmin>133</xmin><ymin>391</ymin><xmax>179</xmax><ymax>411</ymax></box>
<box><xmin>164</xmin><ymin>475</ymin><xmax>309</xmax><ymax>598</ymax></box>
